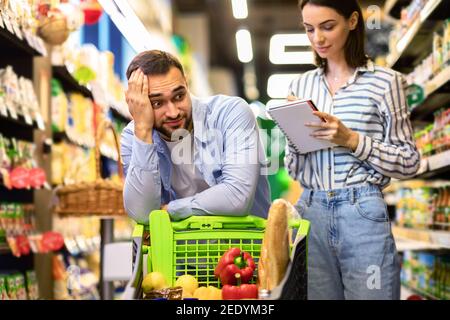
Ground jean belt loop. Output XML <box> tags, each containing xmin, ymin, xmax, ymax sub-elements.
<box><xmin>307</xmin><ymin>189</ymin><xmax>313</xmax><ymax>207</ymax></box>
<box><xmin>350</xmin><ymin>187</ymin><xmax>356</xmax><ymax>205</ymax></box>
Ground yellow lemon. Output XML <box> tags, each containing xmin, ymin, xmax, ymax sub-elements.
<box><xmin>175</xmin><ymin>274</ymin><xmax>199</xmax><ymax>295</ymax></box>
<box><xmin>207</xmin><ymin>286</ymin><xmax>222</xmax><ymax>300</ymax></box>
<box><xmin>193</xmin><ymin>286</ymin><xmax>208</xmax><ymax>300</ymax></box>
<box><xmin>142</xmin><ymin>272</ymin><xmax>167</xmax><ymax>293</ymax></box>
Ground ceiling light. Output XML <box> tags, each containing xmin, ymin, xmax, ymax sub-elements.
<box><xmin>235</xmin><ymin>29</ymin><xmax>253</xmax><ymax>63</ymax></box>
<box><xmin>231</xmin><ymin>0</ymin><xmax>248</xmax><ymax>19</ymax></box>
<box><xmin>269</xmin><ymin>33</ymin><xmax>314</xmax><ymax>65</ymax></box>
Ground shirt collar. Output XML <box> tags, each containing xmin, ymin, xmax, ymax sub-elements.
<box><xmin>317</xmin><ymin>58</ymin><xmax>375</xmax><ymax>76</ymax></box>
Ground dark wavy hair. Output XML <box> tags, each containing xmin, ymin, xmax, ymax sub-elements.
<box><xmin>299</xmin><ymin>0</ymin><xmax>368</xmax><ymax>70</ymax></box>
<box><xmin>126</xmin><ymin>50</ymin><xmax>185</xmax><ymax>79</ymax></box>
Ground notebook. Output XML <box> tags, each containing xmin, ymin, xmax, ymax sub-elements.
<box><xmin>267</xmin><ymin>99</ymin><xmax>336</xmax><ymax>154</ymax></box>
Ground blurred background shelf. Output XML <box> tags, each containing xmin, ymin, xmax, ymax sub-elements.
<box><xmin>0</xmin><ymin>26</ymin><xmax>43</xmax><ymax>58</ymax></box>
<box><xmin>393</xmin><ymin>225</ymin><xmax>450</xmax><ymax>249</ymax></box>
<box><xmin>401</xmin><ymin>282</ymin><xmax>441</xmax><ymax>300</ymax></box>
<box><xmin>410</xmin><ymin>65</ymin><xmax>450</xmax><ymax>122</ymax></box>
<box><xmin>386</xmin><ymin>0</ymin><xmax>450</xmax><ymax>72</ymax></box>
<box><xmin>52</xmin><ymin>66</ymin><xmax>94</xmax><ymax>99</ymax></box>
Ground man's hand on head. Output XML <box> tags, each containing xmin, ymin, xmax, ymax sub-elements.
<box><xmin>126</xmin><ymin>69</ymin><xmax>154</xmax><ymax>144</ymax></box>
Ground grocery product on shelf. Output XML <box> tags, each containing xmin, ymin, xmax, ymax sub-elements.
<box><xmin>393</xmin><ymin>180</ymin><xmax>450</xmax><ymax>230</ymax></box>
<box><xmin>0</xmin><ymin>0</ymin><xmax>47</xmax><ymax>55</ymax></box>
<box><xmin>51</xmin><ymin>142</ymin><xmax>95</xmax><ymax>185</ymax></box>
<box><xmin>0</xmin><ymin>202</ymin><xmax>64</xmax><ymax>256</ymax></box>
<box><xmin>52</xmin><ymin>252</ymin><xmax>100</xmax><ymax>300</ymax></box>
<box><xmin>401</xmin><ymin>250</ymin><xmax>450</xmax><ymax>299</ymax></box>
<box><xmin>51</xmin><ymin>41</ymin><xmax>131</xmax><ymax>122</ymax></box>
<box><xmin>0</xmin><ymin>134</ymin><xmax>49</xmax><ymax>190</ymax></box>
<box><xmin>0</xmin><ymin>66</ymin><xmax>45</xmax><ymax>129</ymax></box>
<box><xmin>414</xmin><ymin>107</ymin><xmax>450</xmax><ymax>158</ymax></box>
<box><xmin>0</xmin><ymin>270</ymin><xmax>39</xmax><ymax>300</ymax></box>
<box><xmin>51</xmin><ymin>79</ymin><xmax>95</xmax><ymax>147</ymax></box>
<box><xmin>53</xmin><ymin>216</ymin><xmax>101</xmax><ymax>256</ymax></box>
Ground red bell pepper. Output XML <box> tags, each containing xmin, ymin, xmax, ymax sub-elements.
<box><xmin>214</xmin><ymin>247</ymin><xmax>256</xmax><ymax>285</ymax></box>
<box><xmin>222</xmin><ymin>274</ymin><xmax>258</xmax><ymax>300</ymax></box>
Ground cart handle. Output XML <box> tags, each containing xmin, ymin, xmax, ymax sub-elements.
<box><xmin>137</xmin><ymin>211</ymin><xmax>305</xmax><ymax>231</ymax></box>
<box><xmin>171</xmin><ymin>214</ymin><xmax>267</xmax><ymax>231</ymax></box>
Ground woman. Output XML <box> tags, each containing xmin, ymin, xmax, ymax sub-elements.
<box><xmin>285</xmin><ymin>0</ymin><xmax>420</xmax><ymax>299</ymax></box>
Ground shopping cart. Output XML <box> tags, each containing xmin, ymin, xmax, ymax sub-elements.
<box><xmin>122</xmin><ymin>210</ymin><xmax>310</xmax><ymax>300</ymax></box>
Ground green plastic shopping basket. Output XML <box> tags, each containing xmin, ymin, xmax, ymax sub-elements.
<box><xmin>123</xmin><ymin>210</ymin><xmax>310</xmax><ymax>300</ymax></box>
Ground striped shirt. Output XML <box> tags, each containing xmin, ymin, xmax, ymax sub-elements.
<box><xmin>284</xmin><ymin>60</ymin><xmax>420</xmax><ymax>191</ymax></box>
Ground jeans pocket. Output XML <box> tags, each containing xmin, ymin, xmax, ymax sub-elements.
<box><xmin>355</xmin><ymin>196</ymin><xmax>389</xmax><ymax>222</ymax></box>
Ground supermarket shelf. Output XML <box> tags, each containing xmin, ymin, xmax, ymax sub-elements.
<box><xmin>52</xmin><ymin>130</ymin><xmax>95</xmax><ymax>149</ymax></box>
<box><xmin>415</xmin><ymin>149</ymin><xmax>450</xmax><ymax>178</ymax></box>
<box><xmin>52</xmin><ymin>66</ymin><xmax>94</xmax><ymax>99</ymax></box>
<box><xmin>411</xmin><ymin>65</ymin><xmax>450</xmax><ymax>121</ymax></box>
<box><xmin>52</xmin><ymin>130</ymin><xmax>119</xmax><ymax>161</ymax></box>
<box><xmin>395</xmin><ymin>236</ymin><xmax>442</xmax><ymax>251</ymax></box>
<box><xmin>401</xmin><ymin>282</ymin><xmax>441</xmax><ymax>300</ymax></box>
<box><xmin>393</xmin><ymin>225</ymin><xmax>450</xmax><ymax>249</ymax></box>
<box><xmin>0</xmin><ymin>250</ymin><xmax>34</xmax><ymax>271</ymax></box>
<box><xmin>0</xmin><ymin>24</ymin><xmax>44</xmax><ymax>58</ymax></box>
<box><xmin>0</xmin><ymin>184</ymin><xmax>33</xmax><ymax>203</ymax></box>
<box><xmin>386</xmin><ymin>0</ymin><xmax>449</xmax><ymax>72</ymax></box>
<box><xmin>0</xmin><ymin>113</ymin><xmax>39</xmax><ymax>142</ymax></box>
<box><xmin>109</xmin><ymin>104</ymin><xmax>132</xmax><ymax>124</ymax></box>
<box><xmin>384</xmin><ymin>0</ymin><xmax>412</xmax><ymax>19</ymax></box>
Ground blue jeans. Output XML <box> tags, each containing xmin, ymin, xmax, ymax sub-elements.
<box><xmin>296</xmin><ymin>185</ymin><xmax>401</xmax><ymax>300</ymax></box>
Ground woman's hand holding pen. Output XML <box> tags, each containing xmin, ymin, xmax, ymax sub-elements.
<box><xmin>305</xmin><ymin>111</ymin><xmax>359</xmax><ymax>152</ymax></box>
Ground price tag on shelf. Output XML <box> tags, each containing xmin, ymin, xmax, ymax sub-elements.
<box><xmin>0</xmin><ymin>97</ymin><xmax>7</xmax><ymax>117</ymax></box>
<box><xmin>75</xmin><ymin>235</ymin><xmax>89</xmax><ymax>253</ymax></box>
<box><xmin>23</xmin><ymin>29</ymin><xmax>33</xmax><ymax>47</ymax></box>
<box><xmin>6</xmin><ymin>104</ymin><xmax>18</xmax><ymax>120</ymax></box>
<box><xmin>35</xmin><ymin>36</ymin><xmax>47</xmax><ymax>57</ymax></box>
<box><xmin>35</xmin><ymin>113</ymin><xmax>46</xmax><ymax>130</ymax></box>
<box><xmin>64</xmin><ymin>237</ymin><xmax>80</xmax><ymax>256</ymax></box>
<box><xmin>1</xmin><ymin>12</ymin><xmax>14</xmax><ymax>34</ymax></box>
<box><xmin>23</xmin><ymin>109</ymin><xmax>33</xmax><ymax>125</ymax></box>
<box><xmin>11</xmin><ymin>20</ymin><xmax>22</xmax><ymax>40</ymax></box>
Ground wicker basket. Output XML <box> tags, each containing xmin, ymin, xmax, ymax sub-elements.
<box><xmin>55</xmin><ymin>120</ymin><xmax>125</xmax><ymax>217</ymax></box>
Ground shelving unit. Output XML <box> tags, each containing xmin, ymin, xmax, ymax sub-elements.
<box><xmin>410</xmin><ymin>65</ymin><xmax>450</xmax><ymax>121</ymax></box>
<box><xmin>386</xmin><ymin>0</ymin><xmax>450</xmax><ymax>72</ymax></box>
<box><xmin>52</xmin><ymin>66</ymin><xmax>94</xmax><ymax>100</ymax></box>
<box><xmin>385</xmin><ymin>0</ymin><xmax>450</xmax><ymax>302</ymax></box>
<box><xmin>50</xmin><ymin>61</ymin><xmax>128</xmax><ymax>300</ymax></box>
<box><xmin>384</xmin><ymin>0</ymin><xmax>413</xmax><ymax>19</ymax></box>
<box><xmin>0</xmin><ymin>17</ymin><xmax>53</xmax><ymax>300</ymax></box>
<box><xmin>415</xmin><ymin>149</ymin><xmax>450</xmax><ymax>178</ymax></box>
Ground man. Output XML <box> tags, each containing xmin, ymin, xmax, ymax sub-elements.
<box><xmin>121</xmin><ymin>50</ymin><xmax>271</xmax><ymax>224</ymax></box>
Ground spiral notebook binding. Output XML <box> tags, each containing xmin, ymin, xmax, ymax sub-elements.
<box><xmin>271</xmin><ymin>116</ymin><xmax>302</xmax><ymax>154</ymax></box>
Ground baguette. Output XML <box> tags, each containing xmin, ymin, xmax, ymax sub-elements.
<box><xmin>258</xmin><ymin>199</ymin><xmax>290</xmax><ymax>291</ymax></box>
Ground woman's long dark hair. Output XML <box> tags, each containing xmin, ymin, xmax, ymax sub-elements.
<box><xmin>299</xmin><ymin>0</ymin><xmax>368</xmax><ymax>70</ymax></box>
